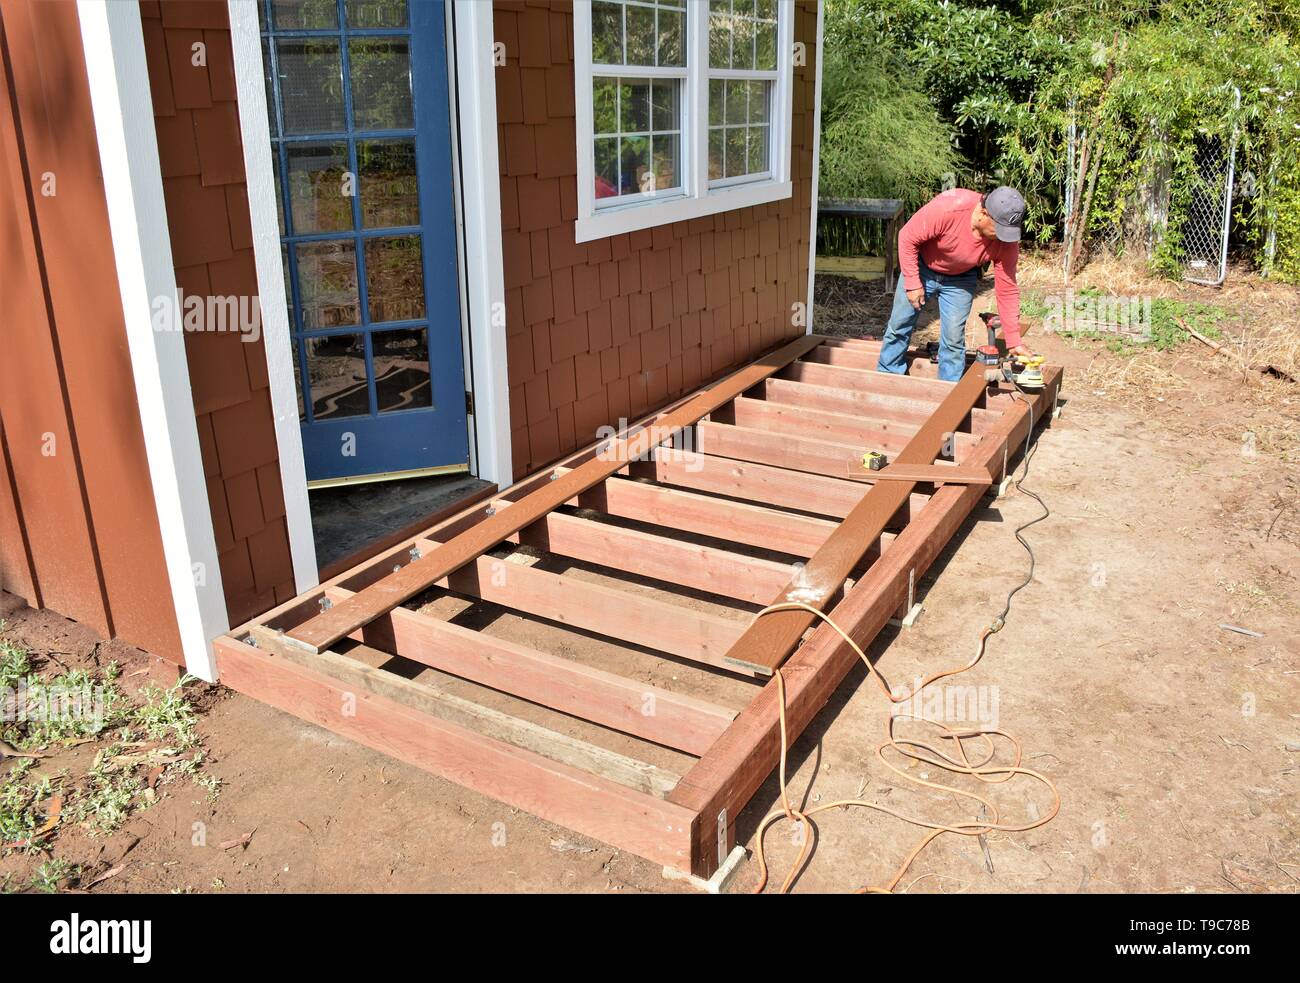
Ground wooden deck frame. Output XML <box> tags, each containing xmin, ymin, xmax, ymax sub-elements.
<box><xmin>215</xmin><ymin>335</ymin><xmax>1063</xmax><ymax>878</ymax></box>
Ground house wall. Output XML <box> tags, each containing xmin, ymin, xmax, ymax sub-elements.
<box><xmin>0</xmin><ymin>0</ymin><xmax>182</xmax><ymax>661</ymax></box>
<box><xmin>493</xmin><ymin>0</ymin><xmax>818</xmax><ymax>477</ymax></box>
<box><xmin>138</xmin><ymin>0</ymin><xmax>296</xmax><ymax>626</ymax></box>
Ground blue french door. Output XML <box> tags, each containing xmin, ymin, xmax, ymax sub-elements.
<box><xmin>259</xmin><ymin>0</ymin><xmax>468</xmax><ymax>484</ymax></box>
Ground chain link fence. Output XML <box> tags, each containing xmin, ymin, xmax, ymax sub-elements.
<box><xmin>1061</xmin><ymin>90</ymin><xmax>1240</xmax><ymax>284</ymax></box>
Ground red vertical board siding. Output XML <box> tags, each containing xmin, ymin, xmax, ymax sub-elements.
<box><xmin>0</xmin><ymin>0</ymin><xmax>183</xmax><ymax>659</ymax></box>
<box><xmin>140</xmin><ymin>0</ymin><xmax>296</xmax><ymax>625</ymax></box>
<box><xmin>494</xmin><ymin>0</ymin><xmax>818</xmax><ymax>480</ymax></box>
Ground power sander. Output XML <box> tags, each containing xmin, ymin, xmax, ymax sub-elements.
<box><xmin>976</xmin><ymin>313</ymin><xmax>1045</xmax><ymax>390</ymax></box>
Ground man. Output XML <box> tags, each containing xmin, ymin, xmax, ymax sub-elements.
<box><xmin>877</xmin><ymin>186</ymin><xmax>1034</xmax><ymax>382</ymax></box>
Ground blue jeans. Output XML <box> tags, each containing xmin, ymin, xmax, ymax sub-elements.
<box><xmin>877</xmin><ymin>260</ymin><xmax>978</xmax><ymax>382</ymax></box>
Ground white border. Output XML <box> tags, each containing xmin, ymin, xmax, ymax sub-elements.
<box><xmin>804</xmin><ymin>0</ymin><xmax>823</xmax><ymax>334</ymax></box>
<box><xmin>451</xmin><ymin>0</ymin><xmax>512</xmax><ymax>486</ymax></box>
<box><xmin>573</xmin><ymin>0</ymin><xmax>796</xmax><ymax>244</ymax></box>
<box><xmin>227</xmin><ymin>0</ymin><xmax>319</xmax><ymax>594</ymax></box>
<box><xmin>78</xmin><ymin>0</ymin><xmax>229</xmax><ymax>681</ymax></box>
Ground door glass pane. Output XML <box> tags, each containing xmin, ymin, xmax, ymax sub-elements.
<box><xmin>358</xmin><ymin>139</ymin><xmax>419</xmax><ymax>228</ymax></box>
<box><xmin>306</xmin><ymin>334</ymin><xmax>370</xmax><ymax>420</ymax></box>
<box><xmin>349</xmin><ymin>38</ymin><xmax>414</xmax><ymax>131</ymax></box>
<box><xmin>286</xmin><ymin>143</ymin><xmax>354</xmax><ymax>234</ymax></box>
<box><xmin>373</xmin><ymin>328</ymin><xmax>432</xmax><ymax>412</ymax></box>
<box><xmin>364</xmin><ymin>235</ymin><xmax>425</xmax><ymax>322</ymax></box>
<box><xmin>291</xmin><ymin>338</ymin><xmax>305</xmax><ymax>421</ymax></box>
<box><xmin>295</xmin><ymin>240</ymin><xmax>360</xmax><ymax>329</ymax></box>
<box><xmin>276</xmin><ymin>39</ymin><xmax>346</xmax><ymax>135</ymax></box>
<box><xmin>273</xmin><ymin>0</ymin><xmax>338</xmax><ymax>30</ymax></box>
<box><xmin>262</xmin><ymin>39</ymin><xmax>277</xmax><ymax>138</ymax></box>
<box><xmin>346</xmin><ymin>0</ymin><xmax>408</xmax><ymax>29</ymax></box>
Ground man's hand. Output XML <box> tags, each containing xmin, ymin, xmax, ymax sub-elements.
<box><xmin>1009</xmin><ymin>344</ymin><xmax>1035</xmax><ymax>358</ymax></box>
<box><xmin>906</xmin><ymin>288</ymin><xmax>925</xmax><ymax>310</ymax></box>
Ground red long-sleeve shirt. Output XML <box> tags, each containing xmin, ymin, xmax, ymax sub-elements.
<box><xmin>898</xmin><ymin>188</ymin><xmax>1022</xmax><ymax>346</ymax></box>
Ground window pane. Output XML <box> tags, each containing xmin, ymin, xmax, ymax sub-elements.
<box><xmin>365</xmin><ymin>235</ymin><xmax>425</xmax><ymax>323</ymax></box>
<box><xmin>346</xmin><ymin>0</ymin><xmax>408</xmax><ymax>29</ymax></box>
<box><xmin>358</xmin><ymin>138</ymin><xmax>419</xmax><ymax>228</ymax></box>
<box><xmin>657</xmin><ymin>6</ymin><xmax>685</xmax><ymax>67</ymax></box>
<box><xmin>708</xmin><ymin>10</ymin><xmax>730</xmax><ymax>69</ymax></box>
<box><xmin>349</xmin><ymin>37</ymin><xmax>414</xmax><ymax>131</ymax></box>
<box><xmin>756</xmin><ymin>19</ymin><xmax>777</xmax><ymax>70</ymax></box>
<box><xmin>592</xmin><ymin>1</ymin><xmax>624</xmax><ymax>64</ymax></box>
<box><xmin>706</xmin><ymin>80</ymin><xmax>724</xmax><ymax>127</ymax></box>
<box><xmin>277</xmin><ymin>40</ymin><xmax>345</xmax><ymax>135</ymax></box>
<box><xmin>273</xmin><ymin>0</ymin><xmax>337</xmax><ymax>30</ymax></box>
<box><xmin>374</xmin><ymin>328</ymin><xmax>432</xmax><ymax>412</ymax></box>
<box><xmin>747</xmin><ymin>125</ymin><xmax>770</xmax><ymax>173</ymax></box>
<box><xmin>731</xmin><ymin>13</ymin><xmax>755</xmax><ymax>70</ymax></box>
<box><xmin>651</xmin><ymin>132</ymin><xmax>680</xmax><ymax>191</ymax></box>
<box><xmin>749</xmin><ymin>80</ymin><xmax>769</xmax><ymax>124</ymax></box>
<box><xmin>296</xmin><ymin>240</ymin><xmax>359</xmax><ymax>329</ymax></box>
<box><xmin>725</xmin><ymin>79</ymin><xmax>746</xmax><ymax>125</ymax></box>
<box><xmin>724</xmin><ymin>127</ymin><xmax>747</xmax><ymax>178</ymax></box>
<box><xmin>287</xmin><ymin>143</ymin><xmax>353</xmax><ymax>234</ymax></box>
<box><xmin>594</xmin><ymin>137</ymin><xmax>619</xmax><ymax>199</ymax></box>
<box><xmin>306</xmin><ymin>334</ymin><xmax>369</xmax><ymax>420</ymax></box>
<box><xmin>621</xmin><ymin>135</ymin><xmax>650</xmax><ymax>195</ymax></box>
<box><xmin>619</xmin><ymin>79</ymin><xmax>651</xmax><ymax>133</ymax></box>
<box><xmin>626</xmin><ymin>3</ymin><xmax>655</xmax><ymax>65</ymax></box>
<box><xmin>708</xmin><ymin>129</ymin><xmax>724</xmax><ymax>181</ymax></box>
<box><xmin>593</xmin><ymin>78</ymin><xmax>618</xmax><ymax>134</ymax></box>
<box><xmin>651</xmin><ymin>79</ymin><xmax>677</xmax><ymax>131</ymax></box>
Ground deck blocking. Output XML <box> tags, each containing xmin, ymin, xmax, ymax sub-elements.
<box><xmin>216</xmin><ymin>334</ymin><xmax>1063</xmax><ymax>878</ymax></box>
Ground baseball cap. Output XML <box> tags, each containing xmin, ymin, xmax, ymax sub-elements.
<box><xmin>983</xmin><ymin>186</ymin><xmax>1025</xmax><ymax>243</ymax></box>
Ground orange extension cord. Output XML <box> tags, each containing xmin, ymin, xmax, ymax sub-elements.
<box><xmin>749</xmin><ymin>395</ymin><xmax>1059</xmax><ymax>894</ymax></box>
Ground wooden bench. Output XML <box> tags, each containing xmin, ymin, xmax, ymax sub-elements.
<box><xmin>816</xmin><ymin>197</ymin><xmax>905</xmax><ymax>294</ymax></box>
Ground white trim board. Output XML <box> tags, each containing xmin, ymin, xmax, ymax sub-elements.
<box><xmin>227</xmin><ymin>0</ymin><xmax>319</xmax><ymax>595</ymax></box>
<box><xmin>77</xmin><ymin>0</ymin><xmax>229</xmax><ymax>682</ymax></box>
<box><xmin>805</xmin><ymin>0</ymin><xmax>824</xmax><ymax>335</ymax></box>
<box><xmin>451</xmin><ymin>0</ymin><xmax>512</xmax><ymax>486</ymax></box>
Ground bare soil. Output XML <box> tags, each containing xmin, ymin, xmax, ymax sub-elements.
<box><xmin>2</xmin><ymin>250</ymin><xmax>1297</xmax><ymax>893</ymax></box>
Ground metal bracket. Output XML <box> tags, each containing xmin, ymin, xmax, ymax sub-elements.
<box><xmin>889</xmin><ymin>568</ymin><xmax>924</xmax><ymax>628</ymax></box>
<box><xmin>409</xmin><ymin>546</ymin><xmax>422</xmax><ymax>562</ymax></box>
<box><xmin>318</xmin><ymin>596</ymin><xmax>332</xmax><ymax>613</ymax></box>
<box><xmin>717</xmin><ymin>808</ymin><xmax>728</xmax><ymax>867</ymax></box>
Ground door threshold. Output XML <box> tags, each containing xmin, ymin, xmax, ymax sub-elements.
<box><xmin>306</xmin><ymin>463</ymin><xmax>470</xmax><ymax>491</ymax></box>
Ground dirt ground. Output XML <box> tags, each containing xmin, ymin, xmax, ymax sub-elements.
<box><xmin>2</xmin><ymin>250</ymin><xmax>1297</xmax><ymax>894</ymax></box>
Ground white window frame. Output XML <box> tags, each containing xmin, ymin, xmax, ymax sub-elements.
<box><xmin>574</xmin><ymin>0</ymin><xmax>796</xmax><ymax>244</ymax></box>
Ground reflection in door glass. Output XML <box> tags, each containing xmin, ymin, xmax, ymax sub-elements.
<box><xmin>349</xmin><ymin>38</ymin><xmax>414</xmax><ymax>130</ymax></box>
<box><xmin>364</xmin><ymin>235</ymin><xmax>425</xmax><ymax>323</ymax></box>
<box><xmin>373</xmin><ymin>328</ymin><xmax>432</xmax><ymax>412</ymax></box>
<box><xmin>295</xmin><ymin>240</ymin><xmax>360</xmax><ymax>329</ymax></box>
<box><xmin>306</xmin><ymin>334</ymin><xmax>370</xmax><ymax>420</ymax></box>
<box><xmin>346</xmin><ymin>0</ymin><xmax>409</xmax><ymax>29</ymax></box>
<box><xmin>273</xmin><ymin>0</ymin><xmax>338</xmax><ymax>30</ymax></box>
<box><xmin>276</xmin><ymin>39</ymin><xmax>346</xmax><ymax>135</ymax></box>
<box><xmin>358</xmin><ymin>139</ymin><xmax>419</xmax><ymax>228</ymax></box>
<box><xmin>287</xmin><ymin>143</ymin><xmax>353</xmax><ymax>233</ymax></box>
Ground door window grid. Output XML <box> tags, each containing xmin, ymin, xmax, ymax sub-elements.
<box><xmin>260</xmin><ymin>0</ymin><xmax>432</xmax><ymax>424</ymax></box>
